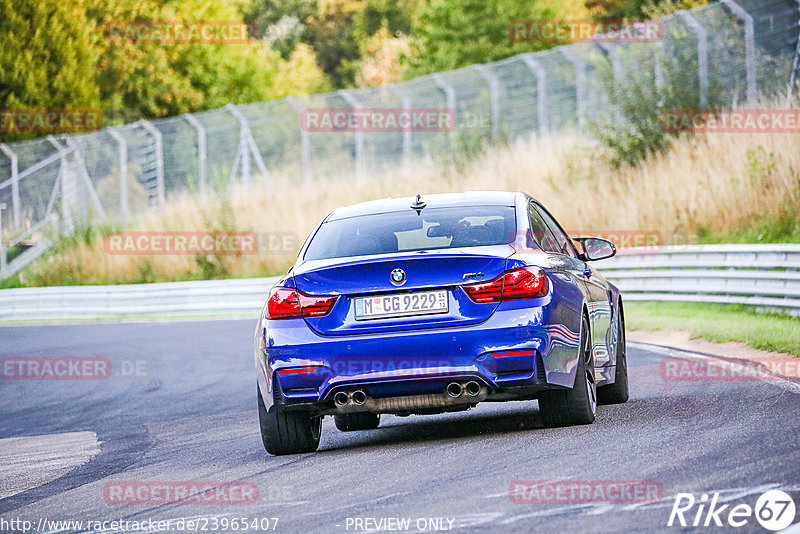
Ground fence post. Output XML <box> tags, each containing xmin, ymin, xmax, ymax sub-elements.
<box><xmin>789</xmin><ymin>0</ymin><xmax>800</xmax><ymax>95</ymax></box>
<box><xmin>107</xmin><ymin>128</ymin><xmax>129</xmax><ymax>218</ymax></box>
<box><xmin>388</xmin><ymin>85</ymin><xmax>413</xmax><ymax>168</ymax></box>
<box><xmin>473</xmin><ymin>65</ymin><xmax>500</xmax><ymax>137</ymax></box>
<box><xmin>0</xmin><ymin>144</ymin><xmax>20</xmax><ymax>229</ymax></box>
<box><xmin>597</xmin><ymin>44</ymin><xmax>625</xmax><ymax>122</ymax></box>
<box><xmin>520</xmin><ymin>54</ymin><xmax>549</xmax><ymax>135</ymax></box>
<box><xmin>227</xmin><ymin>104</ymin><xmax>271</xmax><ymax>189</ymax></box>
<box><xmin>720</xmin><ymin>0</ymin><xmax>757</xmax><ymax>105</ymax></box>
<box><xmin>676</xmin><ymin>10</ymin><xmax>710</xmax><ymax>107</ymax></box>
<box><xmin>286</xmin><ymin>97</ymin><xmax>313</xmax><ymax>184</ymax></box>
<box><xmin>432</xmin><ymin>74</ymin><xmax>457</xmax><ymax>145</ymax></box>
<box><xmin>183</xmin><ymin>113</ymin><xmax>207</xmax><ymax>197</ymax></box>
<box><xmin>338</xmin><ymin>90</ymin><xmax>365</xmax><ymax>179</ymax></box>
<box><xmin>138</xmin><ymin>120</ymin><xmax>166</xmax><ymax>208</ymax></box>
<box><xmin>63</xmin><ymin>137</ymin><xmax>106</xmax><ymax>221</ymax></box>
<box><xmin>47</xmin><ymin>137</ymin><xmax>75</xmax><ymax>235</ymax></box>
<box><xmin>0</xmin><ymin>202</ymin><xmax>6</xmax><ymax>277</ymax></box>
<box><xmin>560</xmin><ymin>48</ymin><xmax>589</xmax><ymax>127</ymax></box>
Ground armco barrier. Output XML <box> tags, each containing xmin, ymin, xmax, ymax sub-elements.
<box><xmin>599</xmin><ymin>244</ymin><xmax>800</xmax><ymax>316</ymax></box>
<box><xmin>0</xmin><ymin>277</ymin><xmax>280</xmax><ymax>321</ymax></box>
<box><xmin>0</xmin><ymin>244</ymin><xmax>798</xmax><ymax>321</ymax></box>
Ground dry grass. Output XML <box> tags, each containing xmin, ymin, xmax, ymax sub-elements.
<box><xmin>19</xmin><ymin>122</ymin><xmax>800</xmax><ymax>286</ymax></box>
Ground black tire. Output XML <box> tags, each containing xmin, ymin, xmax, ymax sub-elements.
<box><xmin>538</xmin><ymin>315</ymin><xmax>597</xmax><ymax>427</ymax></box>
<box><xmin>258</xmin><ymin>384</ymin><xmax>321</xmax><ymax>455</ymax></box>
<box><xmin>598</xmin><ymin>302</ymin><xmax>629</xmax><ymax>405</ymax></box>
<box><xmin>334</xmin><ymin>413</ymin><xmax>381</xmax><ymax>432</ymax></box>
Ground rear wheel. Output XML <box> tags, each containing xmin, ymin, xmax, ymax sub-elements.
<box><xmin>598</xmin><ymin>303</ymin><xmax>629</xmax><ymax>405</ymax></box>
<box><xmin>538</xmin><ymin>315</ymin><xmax>597</xmax><ymax>427</ymax></box>
<box><xmin>334</xmin><ymin>413</ymin><xmax>381</xmax><ymax>431</ymax></box>
<box><xmin>258</xmin><ymin>384</ymin><xmax>321</xmax><ymax>455</ymax></box>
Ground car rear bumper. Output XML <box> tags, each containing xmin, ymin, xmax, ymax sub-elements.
<box><xmin>256</xmin><ymin>299</ymin><xmax>583</xmax><ymax>414</ymax></box>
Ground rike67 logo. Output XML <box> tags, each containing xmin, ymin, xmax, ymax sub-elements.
<box><xmin>668</xmin><ymin>490</ymin><xmax>796</xmax><ymax>531</ymax></box>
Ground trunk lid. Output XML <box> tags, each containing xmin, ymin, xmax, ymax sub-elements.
<box><xmin>293</xmin><ymin>245</ymin><xmax>513</xmax><ymax>335</ymax></box>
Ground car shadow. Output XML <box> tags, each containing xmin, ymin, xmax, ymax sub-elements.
<box><xmin>318</xmin><ymin>402</ymin><xmax>552</xmax><ymax>453</ymax></box>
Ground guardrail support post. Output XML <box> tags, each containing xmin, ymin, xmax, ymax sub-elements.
<box><xmin>676</xmin><ymin>10</ymin><xmax>710</xmax><ymax>107</ymax></box>
<box><xmin>0</xmin><ymin>144</ymin><xmax>20</xmax><ymax>229</ymax></box>
<box><xmin>520</xmin><ymin>54</ymin><xmax>549</xmax><ymax>135</ymax></box>
<box><xmin>338</xmin><ymin>90</ymin><xmax>366</xmax><ymax>179</ymax></box>
<box><xmin>720</xmin><ymin>0</ymin><xmax>757</xmax><ymax>105</ymax></box>
<box><xmin>388</xmin><ymin>85</ymin><xmax>413</xmax><ymax>168</ymax></box>
<box><xmin>286</xmin><ymin>97</ymin><xmax>313</xmax><ymax>184</ymax></box>
<box><xmin>107</xmin><ymin>128</ymin><xmax>129</xmax><ymax>218</ymax></box>
<box><xmin>183</xmin><ymin>113</ymin><xmax>207</xmax><ymax>197</ymax></box>
<box><xmin>138</xmin><ymin>120</ymin><xmax>166</xmax><ymax>208</ymax></box>
<box><xmin>473</xmin><ymin>65</ymin><xmax>500</xmax><ymax>137</ymax></box>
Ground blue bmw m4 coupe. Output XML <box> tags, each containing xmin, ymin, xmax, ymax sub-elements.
<box><xmin>255</xmin><ymin>191</ymin><xmax>628</xmax><ymax>455</ymax></box>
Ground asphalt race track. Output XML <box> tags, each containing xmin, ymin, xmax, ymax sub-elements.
<box><xmin>1</xmin><ymin>320</ymin><xmax>799</xmax><ymax>533</ymax></box>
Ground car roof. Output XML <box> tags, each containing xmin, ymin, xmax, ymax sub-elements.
<box><xmin>326</xmin><ymin>191</ymin><xmax>521</xmax><ymax>221</ymax></box>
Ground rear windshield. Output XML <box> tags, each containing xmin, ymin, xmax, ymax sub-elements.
<box><xmin>304</xmin><ymin>206</ymin><xmax>516</xmax><ymax>261</ymax></box>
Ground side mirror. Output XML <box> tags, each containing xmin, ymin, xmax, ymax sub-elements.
<box><xmin>574</xmin><ymin>237</ymin><xmax>616</xmax><ymax>261</ymax></box>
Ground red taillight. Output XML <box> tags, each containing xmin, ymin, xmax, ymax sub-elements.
<box><xmin>266</xmin><ymin>287</ymin><xmax>338</xmax><ymax>319</ymax></box>
<box><xmin>462</xmin><ymin>267</ymin><xmax>548</xmax><ymax>303</ymax></box>
<box><xmin>277</xmin><ymin>367</ymin><xmax>319</xmax><ymax>375</ymax></box>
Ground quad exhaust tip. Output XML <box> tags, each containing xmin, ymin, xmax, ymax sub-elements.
<box><xmin>446</xmin><ymin>381</ymin><xmax>481</xmax><ymax>398</ymax></box>
<box><xmin>333</xmin><ymin>391</ymin><xmax>351</xmax><ymax>407</ymax></box>
<box><xmin>465</xmin><ymin>381</ymin><xmax>481</xmax><ymax>397</ymax></box>
<box><xmin>351</xmin><ymin>390</ymin><xmax>367</xmax><ymax>405</ymax></box>
<box><xmin>336</xmin><ymin>382</ymin><xmax>481</xmax><ymax>407</ymax></box>
<box><xmin>446</xmin><ymin>382</ymin><xmax>464</xmax><ymax>398</ymax></box>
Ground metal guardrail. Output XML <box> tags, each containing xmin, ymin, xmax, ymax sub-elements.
<box><xmin>0</xmin><ymin>277</ymin><xmax>280</xmax><ymax>321</ymax></box>
<box><xmin>600</xmin><ymin>244</ymin><xmax>800</xmax><ymax>315</ymax></box>
<box><xmin>2</xmin><ymin>0</ymin><xmax>799</xmax><ymax>281</ymax></box>
<box><xmin>1</xmin><ymin>245</ymin><xmax>799</xmax><ymax>321</ymax></box>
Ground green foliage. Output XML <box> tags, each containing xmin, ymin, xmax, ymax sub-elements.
<box><xmin>586</xmin><ymin>0</ymin><xmax>707</xmax><ymax>20</ymax></box>
<box><xmin>590</xmin><ymin>30</ymin><xmax>723</xmax><ymax>168</ymax></box>
<box><xmin>405</xmin><ymin>0</ymin><xmax>558</xmax><ymax>77</ymax></box>
<box><xmin>0</xmin><ymin>0</ymin><xmax>103</xmax><ymax>141</ymax></box>
<box><xmin>0</xmin><ymin>0</ymin><xmax>330</xmax><ymax>141</ymax></box>
<box><xmin>193</xmin><ymin>194</ymin><xmax>238</xmax><ymax>280</ymax></box>
<box><xmin>245</xmin><ymin>0</ymin><xmax>418</xmax><ymax>87</ymax></box>
<box><xmin>625</xmin><ymin>301</ymin><xmax>800</xmax><ymax>357</ymax></box>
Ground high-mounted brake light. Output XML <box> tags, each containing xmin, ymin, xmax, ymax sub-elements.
<box><xmin>462</xmin><ymin>266</ymin><xmax>548</xmax><ymax>303</ymax></box>
<box><xmin>266</xmin><ymin>287</ymin><xmax>338</xmax><ymax>319</ymax></box>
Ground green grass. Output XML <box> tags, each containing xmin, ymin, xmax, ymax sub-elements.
<box><xmin>625</xmin><ymin>301</ymin><xmax>800</xmax><ymax>357</ymax></box>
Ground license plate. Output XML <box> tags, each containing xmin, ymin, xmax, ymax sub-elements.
<box><xmin>354</xmin><ymin>290</ymin><xmax>448</xmax><ymax>320</ymax></box>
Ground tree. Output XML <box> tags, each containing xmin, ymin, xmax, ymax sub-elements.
<box><xmin>0</xmin><ymin>0</ymin><xmax>102</xmax><ymax>141</ymax></box>
<box><xmin>404</xmin><ymin>0</ymin><xmax>560</xmax><ymax>77</ymax></box>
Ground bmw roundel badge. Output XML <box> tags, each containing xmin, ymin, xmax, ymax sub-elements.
<box><xmin>390</xmin><ymin>268</ymin><xmax>406</xmax><ymax>285</ymax></box>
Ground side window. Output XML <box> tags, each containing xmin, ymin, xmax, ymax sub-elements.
<box><xmin>528</xmin><ymin>202</ymin><xmax>561</xmax><ymax>253</ymax></box>
<box><xmin>532</xmin><ymin>203</ymin><xmax>576</xmax><ymax>257</ymax></box>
